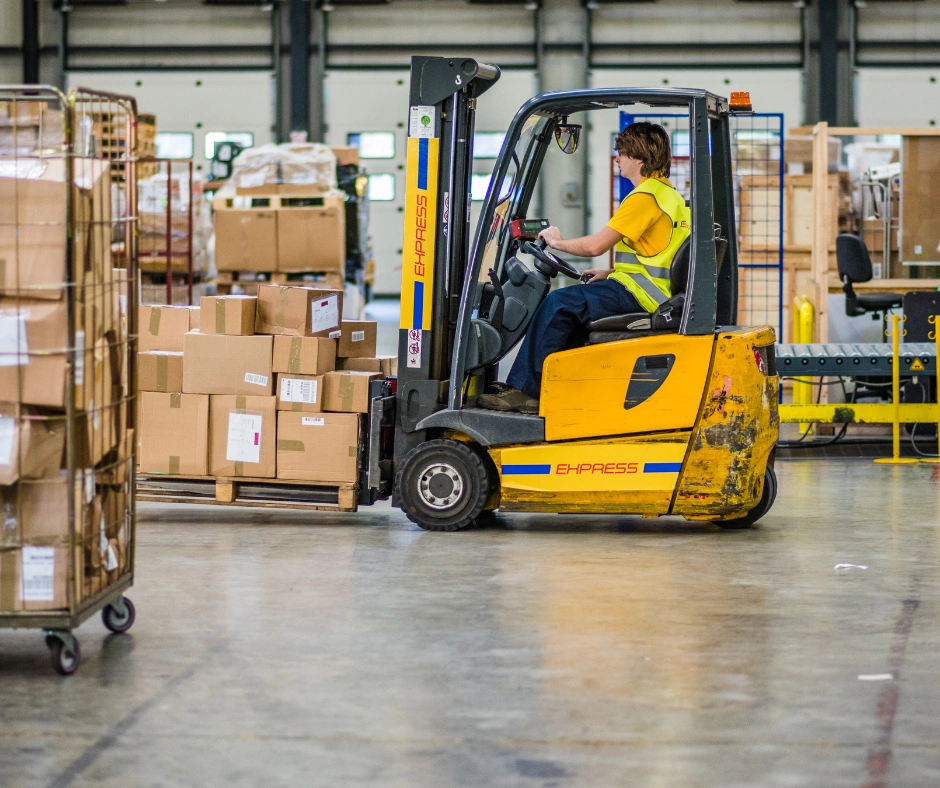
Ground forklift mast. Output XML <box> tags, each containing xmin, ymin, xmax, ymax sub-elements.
<box><xmin>394</xmin><ymin>57</ymin><xmax>500</xmax><ymax>463</ymax></box>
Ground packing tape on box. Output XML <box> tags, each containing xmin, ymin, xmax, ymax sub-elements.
<box><xmin>288</xmin><ymin>337</ymin><xmax>302</xmax><ymax>373</ymax></box>
<box><xmin>273</xmin><ymin>288</ymin><xmax>289</xmax><ymax>335</ymax></box>
<box><xmin>156</xmin><ymin>354</ymin><xmax>168</xmax><ymax>392</ymax></box>
<box><xmin>170</xmin><ymin>392</ymin><xmax>181</xmax><ymax>409</ymax></box>
<box><xmin>216</xmin><ymin>299</ymin><xmax>226</xmax><ymax>334</ymax></box>
<box><xmin>338</xmin><ymin>374</ymin><xmax>354</xmax><ymax>412</ymax></box>
<box><xmin>149</xmin><ymin>306</ymin><xmax>162</xmax><ymax>336</ymax></box>
<box><xmin>0</xmin><ymin>550</ymin><xmax>16</xmax><ymax>611</ymax></box>
<box><xmin>277</xmin><ymin>439</ymin><xmax>304</xmax><ymax>452</ymax></box>
<box><xmin>235</xmin><ymin>395</ymin><xmax>246</xmax><ymax>411</ymax></box>
<box><xmin>168</xmin><ymin>455</ymin><xmax>180</xmax><ymax>474</ymax></box>
<box><xmin>234</xmin><ymin>461</ymin><xmax>244</xmax><ymax>477</ymax></box>
<box><xmin>348</xmin><ymin>446</ymin><xmax>356</xmax><ymax>457</ymax></box>
<box><xmin>0</xmin><ymin>259</ymin><xmax>5</xmax><ymax>291</ymax></box>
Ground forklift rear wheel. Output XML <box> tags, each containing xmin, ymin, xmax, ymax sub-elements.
<box><xmin>396</xmin><ymin>439</ymin><xmax>492</xmax><ymax>531</ymax></box>
<box><xmin>715</xmin><ymin>464</ymin><xmax>777</xmax><ymax>529</ymax></box>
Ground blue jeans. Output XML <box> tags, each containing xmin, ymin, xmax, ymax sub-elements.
<box><xmin>507</xmin><ymin>279</ymin><xmax>644</xmax><ymax>399</ymax></box>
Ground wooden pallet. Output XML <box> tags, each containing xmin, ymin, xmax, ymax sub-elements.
<box><xmin>214</xmin><ymin>270</ymin><xmax>343</xmax><ymax>295</ymax></box>
<box><xmin>136</xmin><ymin>473</ymin><xmax>358</xmax><ymax>512</ymax></box>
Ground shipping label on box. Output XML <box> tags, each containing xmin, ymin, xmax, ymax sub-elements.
<box><xmin>199</xmin><ymin>295</ymin><xmax>257</xmax><ymax>336</ymax></box>
<box><xmin>139</xmin><ymin>305</ymin><xmax>192</xmax><ymax>352</ymax></box>
<box><xmin>0</xmin><ymin>544</ymin><xmax>68</xmax><ymax>611</ymax></box>
<box><xmin>138</xmin><ymin>391</ymin><xmax>209</xmax><ymax>476</ymax></box>
<box><xmin>272</xmin><ymin>335</ymin><xmax>336</xmax><ymax>375</ymax></box>
<box><xmin>182</xmin><ymin>332</ymin><xmax>273</xmax><ymax>395</ymax></box>
<box><xmin>138</xmin><ymin>351</ymin><xmax>184</xmax><ymax>393</ymax></box>
<box><xmin>322</xmin><ymin>371</ymin><xmax>381</xmax><ymax>414</ymax></box>
<box><xmin>276</xmin><ymin>373</ymin><xmax>323</xmax><ymax>413</ymax></box>
<box><xmin>337</xmin><ymin>320</ymin><xmax>378</xmax><ymax>359</ymax></box>
<box><xmin>209</xmin><ymin>395</ymin><xmax>276</xmax><ymax>477</ymax></box>
<box><xmin>276</xmin><ymin>411</ymin><xmax>360</xmax><ymax>483</ymax></box>
<box><xmin>255</xmin><ymin>285</ymin><xmax>343</xmax><ymax>338</ymax></box>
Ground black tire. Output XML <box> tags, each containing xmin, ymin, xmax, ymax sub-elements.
<box><xmin>715</xmin><ymin>464</ymin><xmax>777</xmax><ymax>529</ymax></box>
<box><xmin>102</xmin><ymin>597</ymin><xmax>136</xmax><ymax>634</ymax></box>
<box><xmin>396</xmin><ymin>439</ymin><xmax>492</xmax><ymax>531</ymax></box>
<box><xmin>50</xmin><ymin>637</ymin><xmax>80</xmax><ymax>676</ymax></box>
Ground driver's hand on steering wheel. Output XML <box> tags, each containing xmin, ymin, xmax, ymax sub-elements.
<box><xmin>538</xmin><ymin>226</ymin><xmax>564</xmax><ymax>248</ymax></box>
<box><xmin>581</xmin><ymin>269</ymin><xmax>611</xmax><ymax>285</ymax></box>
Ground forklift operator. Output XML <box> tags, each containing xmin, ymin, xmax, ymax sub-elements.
<box><xmin>479</xmin><ymin>121</ymin><xmax>692</xmax><ymax>414</ymax></box>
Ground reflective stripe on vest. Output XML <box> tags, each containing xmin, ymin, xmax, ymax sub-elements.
<box><xmin>609</xmin><ymin>178</ymin><xmax>691</xmax><ymax>313</ymax></box>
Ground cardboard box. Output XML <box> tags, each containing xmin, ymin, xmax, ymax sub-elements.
<box><xmin>276</xmin><ymin>411</ymin><xmax>359</xmax><ymax>483</ymax></box>
<box><xmin>0</xmin><ymin>475</ymin><xmax>71</xmax><ymax>545</ymax></box>
<box><xmin>138</xmin><ymin>351</ymin><xmax>184</xmax><ymax>393</ymax></box>
<box><xmin>331</xmin><ymin>146</ymin><xmax>360</xmax><ymax>167</ymax></box>
<box><xmin>0</xmin><ymin>299</ymin><xmax>68</xmax><ymax>409</ymax></box>
<box><xmin>322</xmin><ymin>371</ymin><xmax>381</xmax><ymax>414</ymax></box>
<box><xmin>277</xmin><ymin>196</ymin><xmax>346</xmax><ymax>273</ymax></box>
<box><xmin>0</xmin><ymin>545</ymin><xmax>68</xmax><ymax>612</ymax></box>
<box><xmin>187</xmin><ymin>304</ymin><xmax>201</xmax><ymax>332</ymax></box>
<box><xmin>339</xmin><ymin>355</ymin><xmax>397</xmax><ymax>377</ymax></box>
<box><xmin>199</xmin><ymin>295</ymin><xmax>257</xmax><ymax>335</ymax></box>
<box><xmin>139</xmin><ymin>305</ymin><xmax>192</xmax><ymax>353</ymax></box>
<box><xmin>255</xmin><ymin>285</ymin><xmax>343</xmax><ymax>338</ymax></box>
<box><xmin>182</xmin><ymin>332</ymin><xmax>274</xmax><ymax>395</ymax></box>
<box><xmin>214</xmin><ymin>207</ymin><xmax>277</xmax><ymax>273</ymax></box>
<box><xmin>209</xmin><ymin>395</ymin><xmax>276</xmax><ymax>478</ymax></box>
<box><xmin>337</xmin><ymin>320</ymin><xmax>377</xmax><ymax>359</ymax></box>
<box><xmin>0</xmin><ymin>405</ymin><xmax>65</xmax><ymax>486</ymax></box>
<box><xmin>276</xmin><ymin>373</ymin><xmax>323</xmax><ymax>413</ymax></box>
<box><xmin>138</xmin><ymin>392</ymin><xmax>209</xmax><ymax>476</ymax></box>
<box><xmin>272</xmin><ymin>335</ymin><xmax>336</xmax><ymax>375</ymax></box>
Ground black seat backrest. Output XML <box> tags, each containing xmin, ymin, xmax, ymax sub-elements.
<box><xmin>837</xmin><ymin>234</ymin><xmax>873</xmax><ymax>284</ymax></box>
<box><xmin>669</xmin><ymin>236</ymin><xmax>692</xmax><ymax>296</ymax></box>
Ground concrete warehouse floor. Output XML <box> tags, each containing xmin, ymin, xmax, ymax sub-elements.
<box><xmin>0</xmin><ymin>459</ymin><xmax>939</xmax><ymax>787</ymax></box>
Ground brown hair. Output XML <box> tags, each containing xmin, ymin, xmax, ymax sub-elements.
<box><xmin>614</xmin><ymin>122</ymin><xmax>672</xmax><ymax>178</ymax></box>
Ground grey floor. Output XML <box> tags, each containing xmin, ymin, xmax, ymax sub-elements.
<box><xmin>1</xmin><ymin>459</ymin><xmax>939</xmax><ymax>787</ymax></box>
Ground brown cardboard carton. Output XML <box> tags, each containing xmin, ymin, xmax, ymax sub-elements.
<box><xmin>0</xmin><ymin>299</ymin><xmax>67</xmax><ymax>408</ymax></box>
<box><xmin>330</xmin><ymin>146</ymin><xmax>360</xmax><ymax>167</ymax></box>
<box><xmin>255</xmin><ymin>285</ymin><xmax>343</xmax><ymax>338</ymax></box>
<box><xmin>139</xmin><ymin>305</ymin><xmax>192</xmax><ymax>352</ymax></box>
<box><xmin>182</xmin><ymin>332</ymin><xmax>273</xmax><ymax>396</ymax></box>
<box><xmin>214</xmin><ymin>207</ymin><xmax>277</xmax><ymax>272</ymax></box>
<box><xmin>0</xmin><ymin>475</ymin><xmax>71</xmax><ymax>544</ymax></box>
<box><xmin>209</xmin><ymin>395</ymin><xmax>276</xmax><ymax>478</ymax></box>
<box><xmin>0</xmin><ymin>545</ymin><xmax>68</xmax><ymax>612</ymax></box>
<box><xmin>0</xmin><ymin>404</ymin><xmax>65</xmax><ymax>486</ymax></box>
<box><xmin>138</xmin><ymin>392</ymin><xmax>209</xmax><ymax>476</ymax></box>
<box><xmin>199</xmin><ymin>295</ymin><xmax>257</xmax><ymax>335</ymax></box>
<box><xmin>272</xmin><ymin>335</ymin><xmax>336</xmax><ymax>375</ymax></box>
<box><xmin>276</xmin><ymin>373</ymin><xmax>323</xmax><ymax>413</ymax></box>
<box><xmin>276</xmin><ymin>411</ymin><xmax>359</xmax><ymax>483</ymax></box>
<box><xmin>187</xmin><ymin>304</ymin><xmax>201</xmax><ymax>332</ymax></box>
<box><xmin>322</xmin><ymin>371</ymin><xmax>381</xmax><ymax>414</ymax></box>
<box><xmin>138</xmin><ymin>351</ymin><xmax>184</xmax><ymax>393</ymax></box>
<box><xmin>277</xmin><ymin>196</ymin><xmax>346</xmax><ymax>273</ymax></box>
<box><xmin>337</xmin><ymin>320</ymin><xmax>378</xmax><ymax>359</ymax></box>
<box><xmin>339</xmin><ymin>355</ymin><xmax>397</xmax><ymax>377</ymax></box>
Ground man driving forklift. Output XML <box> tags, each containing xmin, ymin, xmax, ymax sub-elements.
<box><xmin>478</xmin><ymin>121</ymin><xmax>692</xmax><ymax>414</ymax></box>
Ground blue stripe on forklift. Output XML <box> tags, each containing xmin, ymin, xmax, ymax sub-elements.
<box><xmin>643</xmin><ymin>462</ymin><xmax>682</xmax><ymax>473</ymax></box>
<box><xmin>502</xmin><ymin>464</ymin><xmax>552</xmax><ymax>475</ymax></box>
<box><xmin>417</xmin><ymin>138</ymin><xmax>429</xmax><ymax>190</ymax></box>
<box><xmin>413</xmin><ymin>281</ymin><xmax>424</xmax><ymax>328</ymax></box>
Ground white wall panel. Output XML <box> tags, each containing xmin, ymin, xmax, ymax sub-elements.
<box><xmin>856</xmin><ymin>69</ymin><xmax>940</xmax><ymax>128</ymax></box>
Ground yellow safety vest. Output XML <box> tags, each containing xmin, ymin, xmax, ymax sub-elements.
<box><xmin>608</xmin><ymin>179</ymin><xmax>692</xmax><ymax>313</ymax></box>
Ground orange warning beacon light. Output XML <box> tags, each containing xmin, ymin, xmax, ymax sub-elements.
<box><xmin>729</xmin><ymin>91</ymin><xmax>754</xmax><ymax>115</ymax></box>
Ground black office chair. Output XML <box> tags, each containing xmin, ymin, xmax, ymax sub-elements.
<box><xmin>836</xmin><ymin>233</ymin><xmax>902</xmax><ymax>318</ymax></box>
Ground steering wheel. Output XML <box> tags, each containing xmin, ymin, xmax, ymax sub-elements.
<box><xmin>520</xmin><ymin>239</ymin><xmax>581</xmax><ymax>280</ymax></box>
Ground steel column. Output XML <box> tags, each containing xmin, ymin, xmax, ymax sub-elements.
<box><xmin>289</xmin><ymin>0</ymin><xmax>310</xmax><ymax>137</ymax></box>
<box><xmin>22</xmin><ymin>0</ymin><xmax>39</xmax><ymax>83</ymax></box>
<box><xmin>818</xmin><ymin>0</ymin><xmax>838</xmax><ymax>125</ymax></box>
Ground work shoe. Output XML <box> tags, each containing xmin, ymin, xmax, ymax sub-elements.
<box><xmin>476</xmin><ymin>386</ymin><xmax>539</xmax><ymax>414</ymax></box>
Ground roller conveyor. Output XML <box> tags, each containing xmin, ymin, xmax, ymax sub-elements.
<box><xmin>775</xmin><ymin>343</ymin><xmax>936</xmax><ymax>376</ymax></box>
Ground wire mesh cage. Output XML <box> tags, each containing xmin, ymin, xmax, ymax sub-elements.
<box><xmin>613</xmin><ymin>112</ymin><xmax>785</xmax><ymax>339</ymax></box>
<box><xmin>0</xmin><ymin>85</ymin><xmax>138</xmax><ymax>674</ymax></box>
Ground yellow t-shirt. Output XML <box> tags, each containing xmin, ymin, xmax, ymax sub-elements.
<box><xmin>606</xmin><ymin>176</ymin><xmax>675</xmax><ymax>258</ymax></box>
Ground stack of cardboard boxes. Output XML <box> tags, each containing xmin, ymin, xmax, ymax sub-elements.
<box><xmin>137</xmin><ymin>285</ymin><xmax>395</xmax><ymax>485</ymax></box>
<box><xmin>0</xmin><ymin>152</ymin><xmax>133</xmax><ymax>612</ymax></box>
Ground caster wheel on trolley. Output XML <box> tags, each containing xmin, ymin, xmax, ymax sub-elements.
<box><xmin>102</xmin><ymin>597</ymin><xmax>136</xmax><ymax>634</ymax></box>
<box><xmin>714</xmin><ymin>465</ymin><xmax>777</xmax><ymax>529</ymax></box>
<box><xmin>395</xmin><ymin>439</ymin><xmax>494</xmax><ymax>532</ymax></box>
<box><xmin>49</xmin><ymin>636</ymin><xmax>81</xmax><ymax>676</ymax></box>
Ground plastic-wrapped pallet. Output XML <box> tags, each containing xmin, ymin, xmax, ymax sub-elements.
<box><xmin>221</xmin><ymin>142</ymin><xmax>343</xmax><ymax>197</ymax></box>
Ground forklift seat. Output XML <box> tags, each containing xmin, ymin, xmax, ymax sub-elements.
<box><xmin>587</xmin><ymin>236</ymin><xmax>726</xmax><ymax>344</ymax></box>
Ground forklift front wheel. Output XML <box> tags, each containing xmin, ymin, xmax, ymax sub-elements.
<box><xmin>714</xmin><ymin>464</ymin><xmax>777</xmax><ymax>529</ymax></box>
<box><xmin>396</xmin><ymin>439</ymin><xmax>493</xmax><ymax>532</ymax></box>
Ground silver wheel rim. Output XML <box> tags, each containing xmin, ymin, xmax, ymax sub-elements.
<box><xmin>418</xmin><ymin>462</ymin><xmax>464</xmax><ymax>510</ymax></box>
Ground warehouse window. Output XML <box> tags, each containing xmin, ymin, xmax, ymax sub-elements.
<box><xmin>470</xmin><ymin>173</ymin><xmax>512</xmax><ymax>201</ymax></box>
<box><xmin>472</xmin><ymin>132</ymin><xmax>505</xmax><ymax>159</ymax></box>
<box><xmin>155</xmin><ymin>132</ymin><xmax>194</xmax><ymax>159</ymax></box>
<box><xmin>204</xmin><ymin>131</ymin><xmax>254</xmax><ymax>159</ymax></box>
<box><xmin>348</xmin><ymin>132</ymin><xmax>395</xmax><ymax>159</ymax></box>
<box><xmin>368</xmin><ymin>173</ymin><xmax>395</xmax><ymax>201</ymax></box>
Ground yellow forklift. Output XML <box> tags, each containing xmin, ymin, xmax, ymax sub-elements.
<box><xmin>365</xmin><ymin>56</ymin><xmax>779</xmax><ymax>531</ymax></box>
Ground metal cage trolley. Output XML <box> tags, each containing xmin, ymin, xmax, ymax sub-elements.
<box><xmin>0</xmin><ymin>86</ymin><xmax>138</xmax><ymax>675</ymax></box>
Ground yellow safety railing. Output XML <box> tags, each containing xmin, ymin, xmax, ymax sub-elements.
<box><xmin>792</xmin><ymin>295</ymin><xmax>814</xmax><ymax>435</ymax></box>
<box><xmin>925</xmin><ymin>315</ymin><xmax>940</xmax><ymax>464</ymax></box>
<box><xmin>874</xmin><ymin>313</ymin><xmax>919</xmax><ymax>465</ymax></box>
